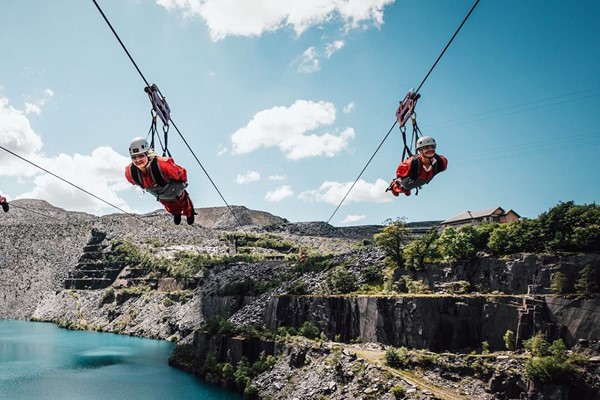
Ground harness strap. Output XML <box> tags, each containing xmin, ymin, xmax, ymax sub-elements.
<box><xmin>130</xmin><ymin>164</ymin><xmax>143</xmax><ymax>187</ymax></box>
<box><xmin>401</xmin><ymin>113</ymin><xmax>424</xmax><ymax>164</ymax></box>
<box><xmin>408</xmin><ymin>154</ymin><xmax>443</xmax><ymax>184</ymax></box>
<box><xmin>409</xmin><ymin>157</ymin><xmax>421</xmax><ymax>181</ymax></box>
<box><xmin>148</xmin><ymin>115</ymin><xmax>172</xmax><ymax>158</ymax></box>
<box><xmin>129</xmin><ymin>158</ymin><xmax>167</xmax><ymax>188</ymax></box>
<box><xmin>149</xmin><ymin>158</ymin><xmax>167</xmax><ymax>187</ymax></box>
<box><xmin>400</xmin><ymin>126</ymin><xmax>412</xmax><ymax>162</ymax></box>
<box><xmin>145</xmin><ymin>84</ymin><xmax>172</xmax><ymax>158</ymax></box>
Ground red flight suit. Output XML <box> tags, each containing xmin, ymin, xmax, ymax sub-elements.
<box><xmin>125</xmin><ymin>157</ymin><xmax>194</xmax><ymax>217</ymax></box>
<box><xmin>391</xmin><ymin>153</ymin><xmax>448</xmax><ymax>196</ymax></box>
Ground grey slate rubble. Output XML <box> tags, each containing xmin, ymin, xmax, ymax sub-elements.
<box><xmin>1</xmin><ymin>199</ymin><xmax>599</xmax><ymax>400</ymax></box>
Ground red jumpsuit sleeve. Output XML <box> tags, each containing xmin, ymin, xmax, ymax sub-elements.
<box><xmin>437</xmin><ymin>155</ymin><xmax>448</xmax><ymax>172</ymax></box>
<box><xmin>157</xmin><ymin>157</ymin><xmax>188</xmax><ymax>183</ymax></box>
<box><xmin>124</xmin><ymin>163</ymin><xmax>136</xmax><ymax>185</ymax></box>
<box><xmin>396</xmin><ymin>157</ymin><xmax>413</xmax><ymax>178</ymax></box>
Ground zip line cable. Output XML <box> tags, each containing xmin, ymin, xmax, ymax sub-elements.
<box><xmin>414</xmin><ymin>0</ymin><xmax>481</xmax><ymax>95</ymax></box>
<box><xmin>91</xmin><ymin>0</ymin><xmax>149</xmax><ymax>88</ymax></box>
<box><xmin>9</xmin><ymin>202</ymin><xmax>103</xmax><ymax>227</ymax></box>
<box><xmin>91</xmin><ymin>0</ymin><xmax>245</xmax><ymax>230</ymax></box>
<box><xmin>0</xmin><ymin>145</ymin><xmax>143</xmax><ymax>221</ymax></box>
<box><xmin>8</xmin><ymin>203</ymin><xmax>70</xmax><ymax>223</ymax></box>
<box><xmin>326</xmin><ymin>123</ymin><xmax>397</xmax><ymax>225</ymax></box>
<box><xmin>8</xmin><ymin>203</ymin><xmax>139</xmax><ymax>246</ymax></box>
<box><xmin>326</xmin><ymin>0</ymin><xmax>481</xmax><ymax>224</ymax></box>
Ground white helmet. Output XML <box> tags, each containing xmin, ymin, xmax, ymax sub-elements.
<box><xmin>416</xmin><ymin>136</ymin><xmax>436</xmax><ymax>150</ymax></box>
<box><xmin>129</xmin><ymin>137</ymin><xmax>149</xmax><ymax>156</ymax></box>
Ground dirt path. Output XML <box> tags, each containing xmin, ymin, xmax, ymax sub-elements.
<box><xmin>349</xmin><ymin>345</ymin><xmax>470</xmax><ymax>400</ymax></box>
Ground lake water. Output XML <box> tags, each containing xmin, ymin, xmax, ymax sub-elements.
<box><xmin>0</xmin><ymin>320</ymin><xmax>240</xmax><ymax>400</ymax></box>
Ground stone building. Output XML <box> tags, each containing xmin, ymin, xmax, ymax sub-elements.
<box><xmin>441</xmin><ymin>206</ymin><xmax>520</xmax><ymax>229</ymax></box>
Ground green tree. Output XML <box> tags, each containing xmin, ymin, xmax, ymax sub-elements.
<box><xmin>524</xmin><ymin>355</ymin><xmax>573</xmax><ymax>383</ymax></box>
<box><xmin>401</xmin><ymin>276</ymin><xmax>431</xmax><ymax>294</ymax></box>
<box><xmin>524</xmin><ymin>336</ymin><xmax>574</xmax><ymax>383</ymax></box>
<box><xmin>572</xmin><ymin>224</ymin><xmax>600</xmax><ymax>252</ymax></box>
<box><xmin>487</xmin><ymin>219</ymin><xmax>544</xmax><ymax>255</ymax></box>
<box><xmin>504</xmin><ymin>329</ymin><xmax>516</xmax><ymax>351</ymax></box>
<box><xmin>222</xmin><ymin>363</ymin><xmax>235</xmax><ymax>383</ymax></box>
<box><xmin>233</xmin><ymin>357</ymin><xmax>253</xmax><ymax>388</ymax></box>
<box><xmin>327</xmin><ymin>266</ymin><xmax>358</xmax><ymax>294</ymax></box>
<box><xmin>390</xmin><ymin>385</ymin><xmax>407</xmax><ymax>399</ymax></box>
<box><xmin>524</xmin><ymin>332</ymin><xmax>551</xmax><ymax>357</ymax></box>
<box><xmin>548</xmin><ymin>339</ymin><xmax>568</xmax><ymax>361</ymax></box>
<box><xmin>473</xmin><ymin>223</ymin><xmax>499</xmax><ymax>253</ymax></box>
<box><xmin>574</xmin><ymin>264</ymin><xmax>598</xmax><ymax>297</ymax></box>
<box><xmin>437</xmin><ymin>226</ymin><xmax>479</xmax><ymax>261</ymax></box>
<box><xmin>374</xmin><ymin>218</ymin><xmax>412</xmax><ymax>268</ymax></box>
<box><xmin>538</xmin><ymin>201</ymin><xmax>600</xmax><ymax>251</ymax></box>
<box><xmin>361</xmin><ymin>265</ymin><xmax>383</xmax><ymax>284</ymax></box>
<box><xmin>298</xmin><ymin>321</ymin><xmax>320</xmax><ymax>339</ymax></box>
<box><xmin>487</xmin><ymin>224</ymin><xmax>512</xmax><ymax>255</ymax></box>
<box><xmin>403</xmin><ymin>228</ymin><xmax>440</xmax><ymax>269</ymax></box>
<box><xmin>550</xmin><ymin>272</ymin><xmax>569</xmax><ymax>295</ymax></box>
<box><xmin>384</xmin><ymin>346</ymin><xmax>410</xmax><ymax>368</ymax></box>
<box><xmin>201</xmin><ymin>316</ymin><xmax>236</xmax><ymax>334</ymax></box>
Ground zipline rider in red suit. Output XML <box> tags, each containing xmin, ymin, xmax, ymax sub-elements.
<box><xmin>125</xmin><ymin>137</ymin><xmax>196</xmax><ymax>225</ymax></box>
<box><xmin>0</xmin><ymin>195</ymin><xmax>9</xmax><ymax>212</ymax></box>
<box><xmin>390</xmin><ymin>136</ymin><xmax>448</xmax><ymax>197</ymax></box>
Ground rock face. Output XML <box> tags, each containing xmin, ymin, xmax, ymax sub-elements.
<box><xmin>190</xmin><ymin>332</ymin><xmax>279</xmax><ymax>366</ymax></box>
<box><xmin>0</xmin><ymin>199</ymin><xmax>366</xmax><ymax>340</ymax></box>
<box><xmin>263</xmin><ymin>294</ymin><xmax>600</xmax><ymax>351</ymax></box>
<box><xmin>265</xmin><ymin>295</ymin><xmax>507</xmax><ymax>351</ymax></box>
<box><xmin>544</xmin><ymin>297</ymin><xmax>600</xmax><ymax>347</ymax></box>
<box><xmin>1</xmin><ymin>199</ymin><xmax>599</xmax><ymax>400</ymax></box>
<box><xmin>0</xmin><ymin>199</ymin><xmax>95</xmax><ymax>319</ymax></box>
<box><xmin>414</xmin><ymin>252</ymin><xmax>600</xmax><ymax>295</ymax></box>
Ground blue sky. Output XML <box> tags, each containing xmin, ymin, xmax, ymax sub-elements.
<box><xmin>1</xmin><ymin>0</ymin><xmax>599</xmax><ymax>226</ymax></box>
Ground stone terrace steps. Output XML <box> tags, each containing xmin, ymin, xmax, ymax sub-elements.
<box><xmin>64</xmin><ymin>278</ymin><xmax>113</xmax><ymax>290</ymax></box>
<box><xmin>68</xmin><ymin>269</ymin><xmax>122</xmax><ymax>280</ymax></box>
<box><xmin>76</xmin><ymin>261</ymin><xmax>127</xmax><ymax>271</ymax></box>
<box><xmin>64</xmin><ymin>228</ymin><xmax>126</xmax><ymax>290</ymax></box>
<box><xmin>64</xmin><ymin>228</ymin><xmax>185</xmax><ymax>291</ymax></box>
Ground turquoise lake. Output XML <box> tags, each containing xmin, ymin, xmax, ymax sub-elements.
<box><xmin>0</xmin><ymin>320</ymin><xmax>240</xmax><ymax>400</ymax></box>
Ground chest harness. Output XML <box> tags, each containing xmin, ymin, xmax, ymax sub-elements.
<box><xmin>401</xmin><ymin>154</ymin><xmax>445</xmax><ymax>192</ymax></box>
<box><xmin>129</xmin><ymin>158</ymin><xmax>187</xmax><ymax>201</ymax></box>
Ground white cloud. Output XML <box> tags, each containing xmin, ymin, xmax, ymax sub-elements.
<box><xmin>236</xmin><ymin>170</ymin><xmax>261</xmax><ymax>184</ymax></box>
<box><xmin>17</xmin><ymin>147</ymin><xmax>132</xmax><ymax>215</ymax></box>
<box><xmin>0</xmin><ymin>95</ymin><xmax>43</xmax><ymax>175</ymax></box>
<box><xmin>338</xmin><ymin>0</ymin><xmax>391</xmax><ymax>29</ymax></box>
<box><xmin>156</xmin><ymin>0</ymin><xmax>394</xmax><ymax>41</ymax></box>
<box><xmin>230</xmin><ymin>99</ymin><xmax>354</xmax><ymax>160</ymax></box>
<box><xmin>297</xmin><ymin>47</ymin><xmax>320</xmax><ymax>73</ymax></box>
<box><xmin>296</xmin><ymin>40</ymin><xmax>345</xmax><ymax>74</ymax></box>
<box><xmin>265</xmin><ymin>185</ymin><xmax>293</xmax><ymax>202</ymax></box>
<box><xmin>1</xmin><ymin>94</ymin><xmax>134</xmax><ymax>215</ymax></box>
<box><xmin>217</xmin><ymin>146</ymin><xmax>228</xmax><ymax>156</ymax></box>
<box><xmin>324</xmin><ymin>40</ymin><xmax>345</xmax><ymax>57</ymax></box>
<box><xmin>24</xmin><ymin>88</ymin><xmax>54</xmax><ymax>116</ymax></box>
<box><xmin>341</xmin><ymin>214</ymin><xmax>366</xmax><ymax>224</ymax></box>
<box><xmin>268</xmin><ymin>174</ymin><xmax>286</xmax><ymax>181</ymax></box>
<box><xmin>343</xmin><ymin>102</ymin><xmax>355</xmax><ymax>114</ymax></box>
<box><xmin>298</xmin><ymin>178</ymin><xmax>391</xmax><ymax>205</ymax></box>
